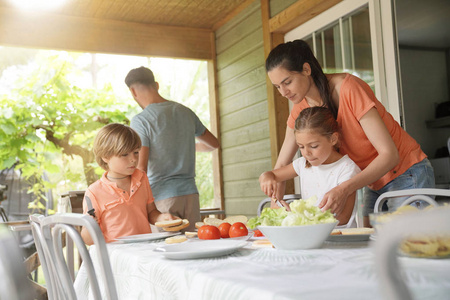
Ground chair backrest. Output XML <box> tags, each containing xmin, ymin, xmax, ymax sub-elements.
<box><xmin>374</xmin><ymin>206</ymin><xmax>450</xmax><ymax>299</ymax></box>
<box><xmin>0</xmin><ymin>225</ymin><xmax>34</xmax><ymax>300</ymax></box>
<box><xmin>39</xmin><ymin>213</ymin><xmax>118</xmax><ymax>300</ymax></box>
<box><xmin>257</xmin><ymin>194</ymin><xmax>302</xmax><ymax>216</ymax></box>
<box><xmin>29</xmin><ymin>214</ymin><xmax>61</xmax><ymax>300</ymax></box>
<box><xmin>373</xmin><ymin>188</ymin><xmax>450</xmax><ymax>213</ymax></box>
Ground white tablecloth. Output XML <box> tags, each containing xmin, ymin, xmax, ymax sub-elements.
<box><xmin>74</xmin><ymin>239</ymin><xmax>450</xmax><ymax>300</ymax></box>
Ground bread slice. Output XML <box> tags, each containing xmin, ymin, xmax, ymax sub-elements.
<box><xmin>252</xmin><ymin>239</ymin><xmax>273</xmax><ymax>248</ymax></box>
<box><xmin>340</xmin><ymin>228</ymin><xmax>374</xmax><ymax>235</ymax></box>
<box><xmin>195</xmin><ymin>222</ymin><xmax>204</xmax><ymax>229</ymax></box>
<box><xmin>165</xmin><ymin>235</ymin><xmax>187</xmax><ymax>244</ymax></box>
<box><xmin>184</xmin><ymin>231</ymin><xmax>198</xmax><ymax>238</ymax></box>
<box><xmin>155</xmin><ymin>219</ymin><xmax>183</xmax><ymax>228</ymax></box>
<box><xmin>224</xmin><ymin>215</ymin><xmax>248</xmax><ymax>225</ymax></box>
<box><xmin>203</xmin><ymin>218</ymin><xmax>225</xmax><ymax>227</ymax></box>
<box><xmin>331</xmin><ymin>229</ymin><xmax>342</xmax><ymax>235</ymax></box>
<box><xmin>162</xmin><ymin>219</ymin><xmax>190</xmax><ymax>232</ymax></box>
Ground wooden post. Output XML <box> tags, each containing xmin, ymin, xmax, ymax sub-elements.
<box><xmin>260</xmin><ymin>0</ymin><xmax>294</xmax><ymax>194</ymax></box>
<box><xmin>207</xmin><ymin>32</ymin><xmax>225</xmax><ymax>213</ymax></box>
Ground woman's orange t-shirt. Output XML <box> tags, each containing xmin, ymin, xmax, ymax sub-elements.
<box><xmin>287</xmin><ymin>74</ymin><xmax>426</xmax><ymax>190</ymax></box>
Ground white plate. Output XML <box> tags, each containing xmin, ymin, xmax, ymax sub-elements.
<box><xmin>154</xmin><ymin>239</ymin><xmax>248</xmax><ymax>259</ymax></box>
<box><xmin>229</xmin><ymin>232</ymin><xmax>254</xmax><ymax>241</ymax></box>
<box><xmin>116</xmin><ymin>232</ymin><xmax>180</xmax><ymax>243</ymax></box>
<box><xmin>326</xmin><ymin>234</ymin><xmax>371</xmax><ymax>242</ymax></box>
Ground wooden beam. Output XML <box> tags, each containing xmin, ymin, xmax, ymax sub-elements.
<box><xmin>0</xmin><ymin>7</ymin><xmax>213</xmax><ymax>60</ymax></box>
<box><xmin>24</xmin><ymin>252</ymin><xmax>40</xmax><ymax>274</ymax></box>
<box><xmin>269</xmin><ymin>0</ymin><xmax>342</xmax><ymax>34</ymax></box>
<box><xmin>28</xmin><ymin>278</ymin><xmax>48</xmax><ymax>300</ymax></box>
<box><xmin>207</xmin><ymin>32</ymin><xmax>225</xmax><ymax>212</ymax></box>
<box><xmin>260</xmin><ymin>0</ymin><xmax>294</xmax><ymax>194</ymax></box>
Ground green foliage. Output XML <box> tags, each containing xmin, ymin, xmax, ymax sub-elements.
<box><xmin>0</xmin><ymin>51</ymin><xmax>215</xmax><ymax>211</ymax></box>
<box><xmin>0</xmin><ymin>53</ymin><xmax>135</xmax><ymax>209</ymax></box>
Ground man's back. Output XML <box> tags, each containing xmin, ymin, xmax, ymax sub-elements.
<box><xmin>131</xmin><ymin>100</ymin><xmax>206</xmax><ymax>201</ymax></box>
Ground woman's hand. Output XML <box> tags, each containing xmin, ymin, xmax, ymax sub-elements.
<box><xmin>319</xmin><ymin>184</ymin><xmax>350</xmax><ymax>217</ymax></box>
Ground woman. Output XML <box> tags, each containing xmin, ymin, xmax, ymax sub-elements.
<box><xmin>266</xmin><ymin>39</ymin><xmax>434</xmax><ymax>226</ymax></box>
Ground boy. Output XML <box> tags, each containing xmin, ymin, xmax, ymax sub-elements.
<box><xmin>81</xmin><ymin>123</ymin><xmax>177</xmax><ymax>244</ymax></box>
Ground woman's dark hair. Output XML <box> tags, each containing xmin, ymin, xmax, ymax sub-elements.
<box><xmin>294</xmin><ymin>107</ymin><xmax>340</xmax><ymax>168</ymax></box>
<box><xmin>265</xmin><ymin>40</ymin><xmax>337</xmax><ymax>119</ymax></box>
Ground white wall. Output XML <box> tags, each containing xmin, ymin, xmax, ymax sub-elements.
<box><xmin>400</xmin><ymin>48</ymin><xmax>449</xmax><ymax>158</ymax></box>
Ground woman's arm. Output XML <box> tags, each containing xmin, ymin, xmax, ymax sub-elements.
<box><xmin>271</xmin><ymin>126</ymin><xmax>299</xmax><ymax>207</ymax></box>
<box><xmin>319</xmin><ymin>108</ymin><xmax>399</xmax><ymax>216</ymax></box>
<box><xmin>337</xmin><ymin>191</ymin><xmax>357</xmax><ymax>226</ymax></box>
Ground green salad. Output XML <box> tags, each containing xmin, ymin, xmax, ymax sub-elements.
<box><xmin>248</xmin><ymin>196</ymin><xmax>337</xmax><ymax>229</ymax></box>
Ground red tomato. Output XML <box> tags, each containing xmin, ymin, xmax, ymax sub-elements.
<box><xmin>198</xmin><ymin>225</ymin><xmax>221</xmax><ymax>240</ymax></box>
<box><xmin>253</xmin><ymin>229</ymin><xmax>264</xmax><ymax>237</ymax></box>
<box><xmin>218</xmin><ymin>222</ymin><xmax>232</xmax><ymax>238</ymax></box>
<box><xmin>229</xmin><ymin>222</ymin><xmax>248</xmax><ymax>238</ymax></box>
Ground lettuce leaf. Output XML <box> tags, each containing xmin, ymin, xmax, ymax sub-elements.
<box><xmin>248</xmin><ymin>196</ymin><xmax>336</xmax><ymax>229</ymax></box>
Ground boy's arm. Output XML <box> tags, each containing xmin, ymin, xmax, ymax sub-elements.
<box><xmin>81</xmin><ymin>227</ymin><xmax>94</xmax><ymax>246</ymax></box>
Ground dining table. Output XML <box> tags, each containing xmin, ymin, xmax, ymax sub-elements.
<box><xmin>73</xmin><ymin>233</ymin><xmax>450</xmax><ymax>300</ymax></box>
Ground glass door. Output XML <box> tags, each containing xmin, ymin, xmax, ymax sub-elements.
<box><xmin>285</xmin><ymin>0</ymin><xmax>402</xmax><ymax>123</ymax></box>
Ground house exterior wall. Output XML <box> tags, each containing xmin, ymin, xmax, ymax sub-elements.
<box><xmin>215</xmin><ymin>0</ymin><xmax>271</xmax><ymax>217</ymax></box>
<box><xmin>270</xmin><ymin>0</ymin><xmax>297</xmax><ymax>17</ymax></box>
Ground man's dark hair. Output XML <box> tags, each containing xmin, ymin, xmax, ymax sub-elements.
<box><xmin>125</xmin><ymin>66</ymin><xmax>156</xmax><ymax>87</ymax></box>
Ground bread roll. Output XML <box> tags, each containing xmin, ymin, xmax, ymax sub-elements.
<box><xmin>155</xmin><ymin>219</ymin><xmax>182</xmax><ymax>228</ymax></box>
<box><xmin>203</xmin><ymin>218</ymin><xmax>225</xmax><ymax>227</ymax></box>
<box><xmin>195</xmin><ymin>222</ymin><xmax>204</xmax><ymax>229</ymax></box>
<box><xmin>162</xmin><ymin>219</ymin><xmax>190</xmax><ymax>232</ymax></box>
<box><xmin>224</xmin><ymin>215</ymin><xmax>248</xmax><ymax>225</ymax></box>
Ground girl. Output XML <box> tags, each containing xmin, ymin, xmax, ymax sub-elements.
<box><xmin>259</xmin><ymin>107</ymin><xmax>360</xmax><ymax>227</ymax></box>
<box><xmin>81</xmin><ymin>123</ymin><xmax>177</xmax><ymax>245</ymax></box>
<box><xmin>265</xmin><ymin>39</ymin><xmax>434</xmax><ymax>226</ymax></box>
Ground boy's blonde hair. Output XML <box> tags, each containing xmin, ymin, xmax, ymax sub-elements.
<box><xmin>93</xmin><ymin>123</ymin><xmax>142</xmax><ymax>170</ymax></box>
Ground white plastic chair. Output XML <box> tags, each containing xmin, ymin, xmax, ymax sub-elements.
<box><xmin>374</xmin><ymin>206</ymin><xmax>450</xmax><ymax>299</ymax></box>
<box><xmin>373</xmin><ymin>188</ymin><xmax>450</xmax><ymax>213</ymax></box>
<box><xmin>0</xmin><ymin>225</ymin><xmax>34</xmax><ymax>300</ymax></box>
<box><xmin>29</xmin><ymin>214</ymin><xmax>61</xmax><ymax>300</ymax></box>
<box><xmin>40</xmin><ymin>213</ymin><xmax>118</xmax><ymax>300</ymax></box>
<box><xmin>257</xmin><ymin>194</ymin><xmax>302</xmax><ymax>216</ymax></box>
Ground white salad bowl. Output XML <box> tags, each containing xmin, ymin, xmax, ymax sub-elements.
<box><xmin>258</xmin><ymin>221</ymin><xmax>338</xmax><ymax>250</ymax></box>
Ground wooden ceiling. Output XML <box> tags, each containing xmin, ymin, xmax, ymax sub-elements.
<box><xmin>0</xmin><ymin>0</ymin><xmax>253</xmax><ymax>59</ymax></box>
<box><xmin>0</xmin><ymin>0</ymin><xmax>247</xmax><ymax>30</ymax></box>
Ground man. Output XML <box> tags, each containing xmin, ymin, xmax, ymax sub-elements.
<box><xmin>125</xmin><ymin>66</ymin><xmax>219</xmax><ymax>231</ymax></box>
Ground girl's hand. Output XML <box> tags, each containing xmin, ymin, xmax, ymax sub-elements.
<box><xmin>319</xmin><ymin>184</ymin><xmax>349</xmax><ymax>217</ymax></box>
<box><xmin>259</xmin><ymin>172</ymin><xmax>278</xmax><ymax>199</ymax></box>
